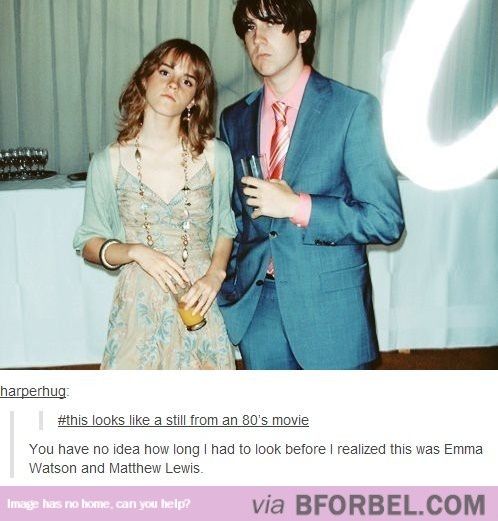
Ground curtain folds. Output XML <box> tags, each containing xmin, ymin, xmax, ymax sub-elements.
<box><xmin>0</xmin><ymin>0</ymin><xmax>496</xmax><ymax>174</ymax></box>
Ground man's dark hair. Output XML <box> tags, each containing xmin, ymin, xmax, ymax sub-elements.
<box><xmin>233</xmin><ymin>0</ymin><xmax>317</xmax><ymax>66</ymax></box>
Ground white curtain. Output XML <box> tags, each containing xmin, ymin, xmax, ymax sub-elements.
<box><xmin>0</xmin><ymin>0</ymin><xmax>496</xmax><ymax>174</ymax></box>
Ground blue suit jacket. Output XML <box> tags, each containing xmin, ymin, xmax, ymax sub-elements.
<box><xmin>218</xmin><ymin>70</ymin><xmax>404</xmax><ymax>369</ymax></box>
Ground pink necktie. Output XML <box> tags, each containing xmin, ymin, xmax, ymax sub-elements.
<box><xmin>268</xmin><ymin>101</ymin><xmax>290</xmax><ymax>180</ymax></box>
<box><xmin>266</xmin><ymin>101</ymin><xmax>290</xmax><ymax>277</ymax></box>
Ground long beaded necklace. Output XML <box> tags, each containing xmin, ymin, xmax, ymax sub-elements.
<box><xmin>134</xmin><ymin>137</ymin><xmax>191</xmax><ymax>268</ymax></box>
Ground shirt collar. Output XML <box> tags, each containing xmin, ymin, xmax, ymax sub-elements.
<box><xmin>263</xmin><ymin>65</ymin><xmax>312</xmax><ymax>111</ymax></box>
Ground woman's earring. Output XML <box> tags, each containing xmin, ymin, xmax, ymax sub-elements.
<box><xmin>186</xmin><ymin>107</ymin><xmax>192</xmax><ymax>122</ymax></box>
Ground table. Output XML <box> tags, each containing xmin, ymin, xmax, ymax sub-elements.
<box><xmin>0</xmin><ymin>175</ymin><xmax>117</xmax><ymax>368</ymax></box>
<box><xmin>1</xmin><ymin>175</ymin><xmax>497</xmax><ymax>368</ymax></box>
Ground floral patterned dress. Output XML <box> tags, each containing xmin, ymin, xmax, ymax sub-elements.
<box><xmin>101</xmin><ymin>160</ymin><xmax>235</xmax><ymax>370</ymax></box>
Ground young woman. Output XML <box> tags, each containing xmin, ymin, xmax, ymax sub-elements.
<box><xmin>74</xmin><ymin>39</ymin><xmax>237</xmax><ymax>369</ymax></box>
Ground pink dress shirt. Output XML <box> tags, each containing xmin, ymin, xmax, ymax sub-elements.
<box><xmin>260</xmin><ymin>65</ymin><xmax>312</xmax><ymax>227</ymax></box>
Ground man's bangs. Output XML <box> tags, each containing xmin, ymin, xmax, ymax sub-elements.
<box><xmin>247</xmin><ymin>0</ymin><xmax>288</xmax><ymax>27</ymax></box>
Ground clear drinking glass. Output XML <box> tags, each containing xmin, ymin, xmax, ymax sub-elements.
<box><xmin>41</xmin><ymin>149</ymin><xmax>49</xmax><ymax>171</ymax></box>
<box><xmin>25</xmin><ymin>148</ymin><xmax>34</xmax><ymax>173</ymax></box>
<box><xmin>33</xmin><ymin>149</ymin><xmax>42</xmax><ymax>172</ymax></box>
<box><xmin>172</xmin><ymin>283</ymin><xmax>207</xmax><ymax>331</ymax></box>
<box><xmin>4</xmin><ymin>150</ymin><xmax>13</xmax><ymax>179</ymax></box>
<box><xmin>11</xmin><ymin>149</ymin><xmax>22</xmax><ymax>179</ymax></box>
<box><xmin>19</xmin><ymin>148</ymin><xmax>30</xmax><ymax>179</ymax></box>
<box><xmin>240</xmin><ymin>154</ymin><xmax>268</xmax><ymax>179</ymax></box>
<box><xmin>0</xmin><ymin>151</ymin><xmax>6</xmax><ymax>180</ymax></box>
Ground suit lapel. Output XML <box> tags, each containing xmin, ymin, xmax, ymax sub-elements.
<box><xmin>283</xmin><ymin>71</ymin><xmax>331</xmax><ymax>187</ymax></box>
<box><xmin>242</xmin><ymin>89</ymin><xmax>263</xmax><ymax>157</ymax></box>
<box><xmin>239</xmin><ymin>90</ymin><xmax>273</xmax><ymax>231</ymax></box>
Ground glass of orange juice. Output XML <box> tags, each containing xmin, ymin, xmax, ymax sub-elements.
<box><xmin>172</xmin><ymin>283</ymin><xmax>207</xmax><ymax>331</ymax></box>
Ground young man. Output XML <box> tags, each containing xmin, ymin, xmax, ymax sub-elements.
<box><xmin>218</xmin><ymin>0</ymin><xmax>404</xmax><ymax>369</ymax></box>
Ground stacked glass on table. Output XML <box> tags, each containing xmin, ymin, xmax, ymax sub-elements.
<box><xmin>0</xmin><ymin>148</ymin><xmax>49</xmax><ymax>180</ymax></box>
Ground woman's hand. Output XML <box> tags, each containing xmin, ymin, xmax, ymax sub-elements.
<box><xmin>182</xmin><ymin>268</ymin><xmax>226</xmax><ymax>317</ymax></box>
<box><xmin>129</xmin><ymin>244</ymin><xmax>190</xmax><ymax>293</ymax></box>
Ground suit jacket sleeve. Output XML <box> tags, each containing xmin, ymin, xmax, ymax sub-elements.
<box><xmin>302</xmin><ymin>95</ymin><xmax>404</xmax><ymax>246</ymax></box>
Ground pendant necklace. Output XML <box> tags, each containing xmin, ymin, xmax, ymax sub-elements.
<box><xmin>134</xmin><ymin>136</ymin><xmax>191</xmax><ymax>267</ymax></box>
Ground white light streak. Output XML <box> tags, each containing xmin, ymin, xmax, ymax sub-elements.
<box><xmin>383</xmin><ymin>0</ymin><xmax>498</xmax><ymax>190</ymax></box>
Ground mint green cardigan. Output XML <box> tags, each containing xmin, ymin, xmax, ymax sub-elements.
<box><xmin>73</xmin><ymin>139</ymin><xmax>237</xmax><ymax>253</ymax></box>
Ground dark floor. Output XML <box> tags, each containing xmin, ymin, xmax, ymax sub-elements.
<box><xmin>15</xmin><ymin>347</ymin><xmax>498</xmax><ymax>370</ymax></box>
<box><xmin>373</xmin><ymin>346</ymin><xmax>498</xmax><ymax>370</ymax></box>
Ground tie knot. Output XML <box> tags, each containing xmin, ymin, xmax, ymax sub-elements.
<box><xmin>272</xmin><ymin>101</ymin><xmax>288</xmax><ymax>123</ymax></box>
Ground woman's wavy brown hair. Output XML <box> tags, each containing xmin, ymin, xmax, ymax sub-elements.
<box><xmin>117</xmin><ymin>39</ymin><xmax>216</xmax><ymax>157</ymax></box>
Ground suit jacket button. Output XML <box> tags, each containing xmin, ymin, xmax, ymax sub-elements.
<box><xmin>256</xmin><ymin>280</ymin><xmax>264</xmax><ymax>286</ymax></box>
<box><xmin>269</xmin><ymin>231</ymin><xmax>278</xmax><ymax>238</ymax></box>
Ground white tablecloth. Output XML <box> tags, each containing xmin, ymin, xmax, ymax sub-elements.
<box><xmin>1</xmin><ymin>175</ymin><xmax>497</xmax><ymax>368</ymax></box>
<box><xmin>0</xmin><ymin>175</ymin><xmax>117</xmax><ymax>368</ymax></box>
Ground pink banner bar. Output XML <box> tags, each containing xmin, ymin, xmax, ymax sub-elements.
<box><xmin>1</xmin><ymin>487</ymin><xmax>497</xmax><ymax>520</ymax></box>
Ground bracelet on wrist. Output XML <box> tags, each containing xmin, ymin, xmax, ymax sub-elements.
<box><xmin>99</xmin><ymin>239</ymin><xmax>122</xmax><ymax>271</ymax></box>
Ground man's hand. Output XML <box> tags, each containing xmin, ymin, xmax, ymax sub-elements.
<box><xmin>242</xmin><ymin>177</ymin><xmax>300</xmax><ymax>219</ymax></box>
